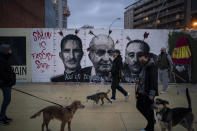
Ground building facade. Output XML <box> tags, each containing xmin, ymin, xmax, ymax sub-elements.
<box><xmin>53</xmin><ymin>0</ymin><xmax>70</xmax><ymax>28</ymax></box>
<box><xmin>124</xmin><ymin>0</ymin><xmax>197</xmax><ymax>29</ymax></box>
<box><xmin>0</xmin><ymin>0</ymin><xmax>56</xmax><ymax>28</ymax></box>
<box><xmin>45</xmin><ymin>0</ymin><xmax>56</xmax><ymax>28</ymax></box>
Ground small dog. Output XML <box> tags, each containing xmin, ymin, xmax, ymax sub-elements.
<box><xmin>30</xmin><ymin>100</ymin><xmax>85</xmax><ymax>131</ymax></box>
<box><xmin>86</xmin><ymin>89</ymin><xmax>112</xmax><ymax>105</ymax></box>
<box><xmin>153</xmin><ymin>88</ymin><xmax>194</xmax><ymax>131</ymax></box>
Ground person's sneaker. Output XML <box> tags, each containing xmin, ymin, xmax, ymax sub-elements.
<box><xmin>160</xmin><ymin>91</ymin><xmax>167</xmax><ymax>94</ymax></box>
<box><xmin>125</xmin><ymin>92</ymin><xmax>130</xmax><ymax>101</ymax></box>
<box><xmin>0</xmin><ymin>118</ymin><xmax>9</xmax><ymax>126</ymax></box>
<box><xmin>110</xmin><ymin>98</ymin><xmax>115</xmax><ymax>102</ymax></box>
<box><xmin>140</xmin><ymin>129</ymin><xmax>146</xmax><ymax>131</ymax></box>
<box><xmin>5</xmin><ymin>116</ymin><xmax>12</xmax><ymax>122</ymax></box>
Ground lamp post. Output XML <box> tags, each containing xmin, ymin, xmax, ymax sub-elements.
<box><xmin>155</xmin><ymin>0</ymin><xmax>167</xmax><ymax>28</ymax></box>
<box><xmin>192</xmin><ymin>21</ymin><xmax>197</xmax><ymax>27</ymax></box>
<box><xmin>109</xmin><ymin>17</ymin><xmax>121</xmax><ymax>29</ymax></box>
<box><xmin>191</xmin><ymin>21</ymin><xmax>197</xmax><ymax>30</ymax></box>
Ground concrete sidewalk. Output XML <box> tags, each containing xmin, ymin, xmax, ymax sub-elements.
<box><xmin>0</xmin><ymin>83</ymin><xmax>197</xmax><ymax>131</ymax></box>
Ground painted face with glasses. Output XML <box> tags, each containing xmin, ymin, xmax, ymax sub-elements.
<box><xmin>89</xmin><ymin>34</ymin><xmax>115</xmax><ymax>75</ymax></box>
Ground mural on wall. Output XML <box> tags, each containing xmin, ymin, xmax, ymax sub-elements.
<box><xmin>123</xmin><ymin>32</ymin><xmax>154</xmax><ymax>83</ymax></box>
<box><xmin>84</xmin><ymin>30</ymin><xmax>115</xmax><ymax>82</ymax></box>
<box><xmin>31</xmin><ymin>29</ymin><xmax>55</xmax><ymax>82</ymax></box>
<box><xmin>51</xmin><ymin>30</ymin><xmax>89</xmax><ymax>82</ymax></box>
<box><xmin>31</xmin><ymin>29</ymin><xmax>196</xmax><ymax>83</ymax></box>
<box><xmin>168</xmin><ymin>31</ymin><xmax>195</xmax><ymax>83</ymax></box>
<box><xmin>0</xmin><ymin>37</ymin><xmax>27</xmax><ymax>81</ymax></box>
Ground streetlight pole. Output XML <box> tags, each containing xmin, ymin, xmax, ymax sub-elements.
<box><xmin>109</xmin><ymin>17</ymin><xmax>121</xmax><ymax>29</ymax></box>
<box><xmin>155</xmin><ymin>0</ymin><xmax>167</xmax><ymax>28</ymax></box>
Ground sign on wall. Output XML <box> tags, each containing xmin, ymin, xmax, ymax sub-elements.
<box><xmin>0</xmin><ymin>36</ymin><xmax>27</xmax><ymax>81</ymax></box>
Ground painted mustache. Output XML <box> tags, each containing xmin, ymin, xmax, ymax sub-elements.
<box><xmin>98</xmin><ymin>60</ymin><xmax>112</xmax><ymax>66</ymax></box>
<box><xmin>66</xmin><ymin>59</ymin><xmax>77</xmax><ymax>64</ymax></box>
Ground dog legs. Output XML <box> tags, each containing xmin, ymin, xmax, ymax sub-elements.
<box><xmin>42</xmin><ymin>123</ymin><xmax>45</xmax><ymax>131</ymax></box>
<box><xmin>100</xmin><ymin>98</ymin><xmax>104</xmax><ymax>105</ymax></box>
<box><xmin>45</xmin><ymin>120</ymin><xmax>51</xmax><ymax>131</ymax></box>
<box><xmin>180</xmin><ymin>121</ymin><xmax>194</xmax><ymax>131</ymax></box>
<box><xmin>180</xmin><ymin>114</ymin><xmax>194</xmax><ymax>131</ymax></box>
<box><xmin>42</xmin><ymin>121</ymin><xmax>51</xmax><ymax>131</ymax></box>
<box><xmin>68</xmin><ymin>121</ymin><xmax>71</xmax><ymax>131</ymax></box>
<box><xmin>167</xmin><ymin>126</ymin><xmax>172</xmax><ymax>131</ymax></box>
<box><xmin>60</xmin><ymin>121</ymin><xmax>66</xmax><ymax>131</ymax></box>
<box><xmin>167</xmin><ymin>121</ymin><xmax>172</xmax><ymax>131</ymax></box>
<box><xmin>95</xmin><ymin>99</ymin><xmax>99</xmax><ymax>104</ymax></box>
<box><xmin>42</xmin><ymin>113</ymin><xmax>51</xmax><ymax>131</ymax></box>
<box><xmin>105</xmin><ymin>97</ymin><xmax>112</xmax><ymax>103</ymax></box>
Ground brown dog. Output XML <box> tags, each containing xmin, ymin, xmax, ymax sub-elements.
<box><xmin>86</xmin><ymin>89</ymin><xmax>112</xmax><ymax>105</ymax></box>
<box><xmin>30</xmin><ymin>100</ymin><xmax>85</xmax><ymax>131</ymax></box>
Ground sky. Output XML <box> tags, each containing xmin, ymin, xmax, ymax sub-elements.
<box><xmin>67</xmin><ymin>0</ymin><xmax>135</xmax><ymax>29</ymax></box>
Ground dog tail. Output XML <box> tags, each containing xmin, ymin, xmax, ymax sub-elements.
<box><xmin>106</xmin><ymin>89</ymin><xmax>110</xmax><ymax>94</ymax></box>
<box><xmin>186</xmin><ymin>88</ymin><xmax>192</xmax><ymax>111</ymax></box>
<box><xmin>30</xmin><ymin>109</ymin><xmax>43</xmax><ymax>119</ymax></box>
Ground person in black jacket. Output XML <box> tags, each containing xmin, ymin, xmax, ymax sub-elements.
<box><xmin>0</xmin><ymin>44</ymin><xmax>16</xmax><ymax>125</ymax></box>
<box><xmin>110</xmin><ymin>50</ymin><xmax>129</xmax><ymax>101</ymax></box>
<box><xmin>136</xmin><ymin>52</ymin><xmax>158</xmax><ymax>131</ymax></box>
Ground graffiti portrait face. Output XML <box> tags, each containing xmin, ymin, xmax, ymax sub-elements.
<box><xmin>125</xmin><ymin>41</ymin><xmax>147</xmax><ymax>74</ymax></box>
<box><xmin>59</xmin><ymin>37</ymin><xmax>83</xmax><ymax>72</ymax></box>
<box><xmin>89</xmin><ymin>34</ymin><xmax>114</xmax><ymax>74</ymax></box>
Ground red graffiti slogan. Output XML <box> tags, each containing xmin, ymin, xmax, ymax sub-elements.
<box><xmin>33</xmin><ymin>30</ymin><xmax>52</xmax><ymax>41</ymax></box>
<box><xmin>32</xmin><ymin>50</ymin><xmax>54</xmax><ymax>61</ymax></box>
<box><xmin>32</xmin><ymin>30</ymin><xmax>54</xmax><ymax>73</ymax></box>
<box><xmin>35</xmin><ymin>60</ymin><xmax>50</xmax><ymax>69</ymax></box>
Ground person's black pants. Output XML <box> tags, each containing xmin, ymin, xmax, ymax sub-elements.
<box><xmin>0</xmin><ymin>87</ymin><xmax>11</xmax><ymax>118</ymax></box>
<box><xmin>136</xmin><ymin>94</ymin><xmax>154</xmax><ymax>131</ymax></box>
<box><xmin>111</xmin><ymin>78</ymin><xmax>127</xmax><ymax>99</ymax></box>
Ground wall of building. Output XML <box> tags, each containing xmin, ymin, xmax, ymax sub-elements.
<box><xmin>0</xmin><ymin>0</ymin><xmax>45</xmax><ymax>28</ymax></box>
<box><xmin>124</xmin><ymin>8</ymin><xmax>134</xmax><ymax>29</ymax></box>
<box><xmin>0</xmin><ymin>28</ymin><xmax>196</xmax><ymax>83</ymax></box>
<box><xmin>45</xmin><ymin>0</ymin><xmax>56</xmax><ymax>28</ymax></box>
<box><xmin>124</xmin><ymin>0</ymin><xmax>190</xmax><ymax>29</ymax></box>
<box><xmin>54</xmin><ymin>0</ymin><xmax>68</xmax><ymax>28</ymax></box>
<box><xmin>191</xmin><ymin>0</ymin><xmax>197</xmax><ymax>11</ymax></box>
<box><xmin>0</xmin><ymin>28</ymin><xmax>32</xmax><ymax>82</ymax></box>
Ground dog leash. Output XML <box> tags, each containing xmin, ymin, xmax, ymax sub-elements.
<box><xmin>170</xmin><ymin>70</ymin><xmax>187</xmax><ymax>95</ymax></box>
<box><xmin>171</xmin><ymin>71</ymin><xmax>187</xmax><ymax>83</ymax></box>
<box><xmin>12</xmin><ymin>88</ymin><xmax>64</xmax><ymax>107</ymax></box>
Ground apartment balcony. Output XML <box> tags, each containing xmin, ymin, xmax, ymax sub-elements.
<box><xmin>159</xmin><ymin>15</ymin><xmax>184</xmax><ymax>25</ymax></box>
<box><xmin>133</xmin><ymin>17</ymin><xmax>156</xmax><ymax>27</ymax></box>
<box><xmin>135</xmin><ymin>21</ymin><xmax>185</xmax><ymax>29</ymax></box>
<box><xmin>134</xmin><ymin>6</ymin><xmax>184</xmax><ymax>21</ymax></box>
<box><xmin>134</xmin><ymin>0</ymin><xmax>163</xmax><ymax>15</ymax></box>
<box><xmin>157</xmin><ymin>23</ymin><xmax>185</xmax><ymax>29</ymax></box>
<box><xmin>158</xmin><ymin>7</ymin><xmax>184</xmax><ymax>19</ymax></box>
<box><xmin>134</xmin><ymin>0</ymin><xmax>184</xmax><ymax>16</ymax></box>
<box><xmin>134</xmin><ymin>14</ymin><xmax>184</xmax><ymax>28</ymax></box>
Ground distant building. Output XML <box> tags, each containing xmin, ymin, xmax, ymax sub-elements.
<box><xmin>124</xmin><ymin>0</ymin><xmax>197</xmax><ymax>29</ymax></box>
<box><xmin>53</xmin><ymin>0</ymin><xmax>70</xmax><ymax>28</ymax></box>
<box><xmin>80</xmin><ymin>25</ymin><xmax>94</xmax><ymax>29</ymax></box>
<box><xmin>191</xmin><ymin>0</ymin><xmax>197</xmax><ymax>29</ymax></box>
<box><xmin>0</xmin><ymin>0</ymin><xmax>56</xmax><ymax>28</ymax></box>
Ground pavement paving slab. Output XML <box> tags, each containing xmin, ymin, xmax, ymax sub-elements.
<box><xmin>0</xmin><ymin>83</ymin><xmax>197</xmax><ymax>131</ymax></box>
